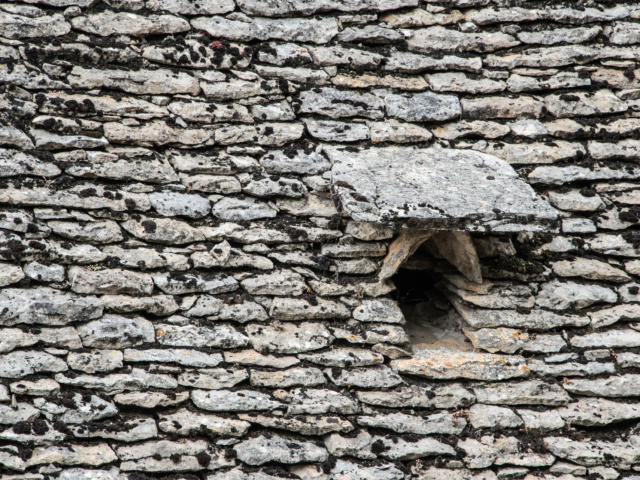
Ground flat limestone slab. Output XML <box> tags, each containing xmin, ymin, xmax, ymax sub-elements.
<box><xmin>326</xmin><ymin>145</ymin><xmax>558</xmax><ymax>232</ymax></box>
<box><xmin>391</xmin><ymin>349</ymin><xmax>530</xmax><ymax>380</ymax></box>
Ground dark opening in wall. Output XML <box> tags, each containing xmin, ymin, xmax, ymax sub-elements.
<box><xmin>392</xmin><ymin>243</ymin><xmax>474</xmax><ymax>353</ymax></box>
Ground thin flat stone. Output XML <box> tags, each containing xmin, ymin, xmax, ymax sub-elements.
<box><xmin>391</xmin><ymin>349</ymin><xmax>530</xmax><ymax>380</ymax></box>
<box><xmin>326</xmin><ymin>145</ymin><xmax>557</xmax><ymax>231</ymax></box>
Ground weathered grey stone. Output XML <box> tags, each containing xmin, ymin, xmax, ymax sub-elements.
<box><xmin>304</xmin><ymin>119</ymin><xmax>370</xmax><ymax>142</ymax></box>
<box><xmin>545</xmin><ymin>89</ymin><xmax>627</xmax><ymax>118</ymax></box>
<box><xmin>0</xmin><ymin>149</ymin><xmax>61</xmax><ymax>178</ymax></box>
<box><xmin>462</xmin><ymin>96</ymin><xmax>544</xmax><ymax>119</ymax></box>
<box><xmin>408</xmin><ymin>26</ymin><xmax>518</xmax><ymax>53</ymax></box>
<box><xmin>589</xmin><ymin>139</ymin><xmax>640</xmax><ymax>160</ymax></box>
<box><xmin>207</xmin><ymin>469</ymin><xmax>292</xmax><ymax>480</ymax></box>
<box><xmin>159</xmin><ymin>408</ymin><xmax>250</xmax><ymax>436</ymax></box>
<box><xmin>69</xmin><ymin>417</ymin><xmax>157</xmax><ymax>443</ymax></box>
<box><xmin>260</xmin><ymin>149</ymin><xmax>330</xmax><ymax>175</ymax></box>
<box><xmin>121</xmin><ymin>216</ymin><xmax>204</xmax><ymax>244</ymax></box>
<box><xmin>105</xmin><ymin>121</ymin><xmax>212</xmax><ymax>147</ymax></box>
<box><xmin>237</xmin><ymin>0</ymin><xmax>417</xmax><ymax>15</ymax></box>
<box><xmin>56</xmin><ymin>368</ymin><xmax>178</xmax><ymax>394</ymax></box>
<box><xmin>0</xmin><ymin>402</ymin><xmax>40</xmax><ymax>425</ymax></box>
<box><xmin>517</xmin><ymin>409</ymin><xmax>565</xmax><ymax>432</ymax></box>
<box><xmin>530</xmin><ymin>164</ymin><xmax>640</xmax><ymax>185</ymax></box>
<box><xmin>300</xmin><ymin>349</ymin><xmax>383</xmax><ymax>369</ymax></box>
<box><xmin>300</xmin><ymin>87</ymin><xmax>384</xmax><ymax>119</ymax></box>
<box><xmin>269</xmin><ymin>297</ymin><xmax>350</xmax><ymax>321</ymax></box>
<box><xmin>427</xmin><ymin>72</ymin><xmax>505</xmax><ymax>94</ymax></box>
<box><xmin>552</xmin><ymin>258</ymin><xmax>629</xmax><ymax>282</ymax></box>
<box><xmin>372</xmin><ymin>435</ymin><xmax>456</xmax><ymax>460</ymax></box>
<box><xmin>10</xmin><ymin>378</ymin><xmax>60</xmax><ymax>396</ymax></box>
<box><xmin>589</xmin><ymin>304</ymin><xmax>640</xmax><ymax>328</ymax></box>
<box><xmin>327</xmin><ymin>366</ymin><xmax>402</xmax><ymax>388</ymax></box>
<box><xmin>382</xmin><ymin>91</ymin><xmax>461</xmax><ymax>122</ymax></box>
<box><xmin>148</xmin><ymin>191</ymin><xmax>210</xmax><ymax>218</ymax></box>
<box><xmin>559</xmin><ymin>398</ymin><xmax>640</xmax><ymax>426</ymax></box>
<box><xmin>78</xmin><ymin>315</ymin><xmax>154</xmax><ymax>349</ymax></box>
<box><xmin>30</xmin><ymin>129</ymin><xmax>109</xmax><ymax>150</ymax></box>
<box><xmin>273</xmin><ymin>388</ymin><xmax>359</xmax><ymax>414</ymax></box>
<box><xmin>469</xmin><ymin>404</ymin><xmax>523</xmax><ymax>429</ymax></box>
<box><xmin>67</xmin><ymin>350</ymin><xmax>123</xmax><ymax>374</ymax></box>
<box><xmin>359</xmin><ymin>411</ymin><xmax>465</xmax><ymax>435</ymax></box>
<box><xmin>249</xmin><ymin>367</ymin><xmax>324</xmax><ymax>388</ymax></box>
<box><xmin>570</xmin><ymin>328</ymin><xmax>640</xmax><ymax>349</ymax></box>
<box><xmin>241</xmin><ymin>413</ymin><xmax>353</xmax><ymax>436</ymax></box>
<box><xmin>27</xmin><ymin>443</ymin><xmax>117</xmax><ymax>468</ymax></box>
<box><xmin>323</xmin><ymin>431</ymin><xmax>375</xmax><ymax>459</ymax></box>
<box><xmin>473</xmin><ymin>380</ymin><xmax>570</xmax><ymax>406</ymax></box>
<box><xmin>548</xmin><ymin>190</ymin><xmax>605</xmax><ymax>212</ymax></box>
<box><xmin>211</xmin><ymin>196</ymin><xmax>277</xmax><ymax>221</ymax></box>
<box><xmin>415</xmin><ymin>466</ymin><xmax>497</xmax><ymax>480</ymax></box>
<box><xmin>0</xmin><ymin>125</ymin><xmax>33</xmax><ymax>149</ymax></box>
<box><xmin>243</xmin><ymin>176</ymin><xmax>307</xmax><ymax>199</ymax></box>
<box><xmin>224</xmin><ymin>350</ymin><xmax>299</xmax><ymax>369</ymax></box>
<box><xmin>69</xmin><ymin>267</ymin><xmax>153</xmax><ymax>295</ymax></box>
<box><xmin>0</xmin><ymin>11</ymin><xmax>70</xmax><ymax>38</ymax></box>
<box><xmin>0</xmin><ymin>328</ymin><xmax>35</xmax><ymax>354</ymax></box>
<box><xmin>0</xmin><ymin>263</ymin><xmax>24</xmax><ymax>287</ymax></box>
<box><xmin>153</xmin><ymin>272</ymin><xmax>238</xmax><ymax>295</ymax></box>
<box><xmin>187</xmin><ymin>295</ymin><xmax>267</xmax><ymax>322</ymax></box>
<box><xmin>156</xmin><ymin>323</ymin><xmax>248</xmax><ymax>348</ymax></box>
<box><xmin>433</xmin><ymin>120</ymin><xmax>510</xmax><ymax>140</ymax></box>
<box><xmin>609</xmin><ymin>21</ymin><xmax>640</xmax><ymax>44</ymax></box>
<box><xmin>327</xmin><ymin>145</ymin><xmax>557</xmax><ymax>231</ymax></box>
<box><xmin>369</xmin><ymin>119</ymin><xmax>433</xmax><ymax>144</ymax></box>
<box><xmin>71</xmin><ymin>11</ymin><xmax>189</xmax><ymax>36</ymax></box>
<box><xmin>518</xmin><ymin>26</ymin><xmax>601</xmax><ymax>45</ymax></box>
<box><xmin>246</xmin><ymin>321</ymin><xmax>332</xmax><ymax>353</ymax></box>
<box><xmin>352</xmin><ymin>299</ymin><xmax>404</xmax><ymax>324</ymax></box>
<box><xmin>101</xmin><ymin>295</ymin><xmax>179</xmax><ymax>317</ymax></box>
<box><xmin>235</xmin><ymin>434</ymin><xmax>328</xmax><ymax>465</ymax></box>
<box><xmin>147</xmin><ymin>0</ymin><xmax>235</xmax><ymax>14</ymax></box>
<box><xmin>463</xmin><ymin>328</ymin><xmax>529</xmax><ymax>354</ymax></box>
<box><xmin>528</xmin><ymin>359</ymin><xmax>615</xmax><ymax>377</ymax></box>
<box><xmin>536</xmin><ymin>280</ymin><xmax>617</xmax><ymax>310</ymax></box>
<box><xmin>0</xmin><ymin>350</ymin><xmax>67</xmax><ymax>378</ymax></box>
<box><xmin>478</xmin><ymin>141</ymin><xmax>585</xmax><ymax>165</ymax></box>
<box><xmin>544</xmin><ymin>436</ymin><xmax>640</xmax><ymax>468</ymax></box>
<box><xmin>124</xmin><ymin>348</ymin><xmax>222</xmax><ymax>367</ymax></box>
<box><xmin>48</xmin><ymin>221</ymin><xmax>123</xmax><ymax>245</ymax></box>
<box><xmin>563</xmin><ymin>374</ymin><xmax>640</xmax><ymax>397</ymax></box>
<box><xmin>191</xmin><ymin>389</ymin><xmax>281</xmax><ymax>412</ymax></box>
<box><xmin>114</xmin><ymin>391</ymin><xmax>188</xmax><ymax>409</ymax></box>
<box><xmin>191</xmin><ymin>16</ymin><xmax>339</xmax><ymax>43</ymax></box>
<box><xmin>617</xmin><ymin>351</ymin><xmax>640</xmax><ymax>368</ymax></box>
<box><xmin>241</xmin><ymin>270</ymin><xmax>306</xmax><ymax>296</ymax></box>
<box><xmin>0</xmin><ymin>288</ymin><xmax>103</xmax><ymax>326</ymax></box>
<box><xmin>116</xmin><ymin>439</ymin><xmax>232</xmax><ymax>472</ymax></box>
<box><xmin>68</xmin><ymin>66</ymin><xmax>200</xmax><ymax>95</ymax></box>
<box><xmin>392</xmin><ymin>350</ymin><xmax>529</xmax><ymax>380</ymax></box>
<box><xmin>214</xmin><ymin>122</ymin><xmax>304</xmax><ymax>147</ymax></box>
<box><xmin>310</xmin><ymin>45</ymin><xmax>383</xmax><ymax>69</ymax></box>
<box><xmin>178</xmin><ymin>368</ymin><xmax>248</xmax><ymax>389</ymax></box>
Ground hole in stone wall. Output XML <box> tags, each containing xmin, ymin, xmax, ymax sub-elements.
<box><xmin>392</xmin><ymin>242</ymin><xmax>474</xmax><ymax>353</ymax></box>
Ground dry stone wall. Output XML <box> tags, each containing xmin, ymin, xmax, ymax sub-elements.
<box><xmin>1</xmin><ymin>0</ymin><xmax>640</xmax><ymax>479</ymax></box>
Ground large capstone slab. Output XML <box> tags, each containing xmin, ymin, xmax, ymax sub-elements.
<box><xmin>327</xmin><ymin>146</ymin><xmax>558</xmax><ymax>232</ymax></box>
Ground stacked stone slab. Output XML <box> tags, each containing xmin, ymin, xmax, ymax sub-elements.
<box><xmin>1</xmin><ymin>0</ymin><xmax>640</xmax><ymax>479</ymax></box>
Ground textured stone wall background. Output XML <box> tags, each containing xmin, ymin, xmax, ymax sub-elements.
<box><xmin>2</xmin><ymin>0</ymin><xmax>640</xmax><ymax>479</ymax></box>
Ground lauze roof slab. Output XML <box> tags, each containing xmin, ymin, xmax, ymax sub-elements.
<box><xmin>327</xmin><ymin>145</ymin><xmax>559</xmax><ymax>232</ymax></box>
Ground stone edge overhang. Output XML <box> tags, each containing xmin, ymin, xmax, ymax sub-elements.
<box><xmin>325</xmin><ymin>144</ymin><xmax>560</xmax><ymax>234</ymax></box>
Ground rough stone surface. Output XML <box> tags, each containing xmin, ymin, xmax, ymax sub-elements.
<box><xmin>327</xmin><ymin>145</ymin><xmax>557</xmax><ymax>231</ymax></box>
<box><xmin>1</xmin><ymin>1</ymin><xmax>639</xmax><ymax>477</ymax></box>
